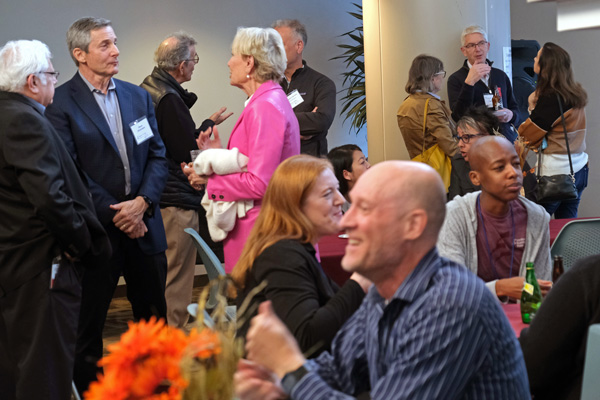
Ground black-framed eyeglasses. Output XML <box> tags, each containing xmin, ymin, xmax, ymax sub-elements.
<box><xmin>38</xmin><ymin>71</ymin><xmax>60</xmax><ymax>79</ymax></box>
<box><xmin>433</xmin><ymin>71</ymin><xmax>446</xmax><ymax>78</ymax></box>
<box><xmin>184</xmin><ymin>55</ymin><xmax>199</xmax><ymax>64</ymax></box>
<box><xmin>454</xmin><ymin>133</ymin><xmax>484</xmax><ymax>144</ymax></box>
<box><xmin>463</xmin><ymin>40</ymin><xmax>488</xmax><ymax>50</ymax></box>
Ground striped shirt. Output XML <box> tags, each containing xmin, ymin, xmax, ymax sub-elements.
<box><xmin>291</xmin><ymin>248</ymin><xmax>530</xmax><ymax>399</ymax></box>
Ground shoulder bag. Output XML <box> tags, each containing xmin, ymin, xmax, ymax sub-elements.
<box><xmin>535</xmin><ymin>93</ymin><xmax>577</xmax><ymax>203</ymax></box>
<box><xmin>411</xmin><ymin>97</ymin><xmax>452</xmax><ymax>191</ymax></box>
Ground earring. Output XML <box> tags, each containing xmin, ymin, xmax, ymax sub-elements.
<box><xmin>246</xmin><ymin>74</ymin><xmax>250</xmax><ymax>79</ymax></box>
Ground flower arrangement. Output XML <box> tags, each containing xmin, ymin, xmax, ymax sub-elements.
<box><xmin>85</xmin><ymin>278</ymin><xmax>240</xmax><ymax>400</ymax></box>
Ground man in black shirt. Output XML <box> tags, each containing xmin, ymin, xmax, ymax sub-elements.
<box><xmin>273</xmin><ymin>19</ymin><xmax>336</xmax><ymax>157</ymax></box>
<box><xmin>140</xmin><ymin>32</ymin><xmax>231</xmax><ymax>328</ymax></box>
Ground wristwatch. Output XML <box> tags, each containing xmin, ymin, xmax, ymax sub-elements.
<box><xmin>140</xmin><ymin>195</ymin><xmax>154</xmax><ymax>217</ymax></box>
<box><xmin>281</xmin><ymin>364</ymin><xmax>309</xmax><ymax>395</ymax></box>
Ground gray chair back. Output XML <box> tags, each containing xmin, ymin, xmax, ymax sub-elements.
<box><xmin>550</xmin><ymin>219</ymin><xmax>600</xmax><ymax>271</ymax></box>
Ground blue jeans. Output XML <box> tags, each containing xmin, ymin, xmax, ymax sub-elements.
<box><xmin>541</xmin><ymin>164</ymin><xmax>589</xmax><ymax>219</ymax></box>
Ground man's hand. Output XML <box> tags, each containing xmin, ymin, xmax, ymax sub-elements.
<box><xmin>300</xmin><ymin>107</ymin><xmax>319</xmax><ymax>141</ymax></box>
<box><xmin>209</xmin><ymin>106</ymin><xmax>234</xmax><ymax>125</ymax></box>
<box><xmin>197</xmin><ymin>126</ymin><xmax>223</xmax><ymax>150</ymax></box>
<box><xmin>493</xmin><ymin>108</ymin><xmax>513</xmax><ymax>123</ymax></box>
<box><xmin>246</xmin><ymin>301</ymin><xmax>306</xmax><ymax>379</ymax></box>
<box><xmin>235</xmin><ymin>359</ymin><xmax>288</xmax><ymax>400</ymax></box>
<box><xmin>465</xmin><ymin>62</ymin><xmax>491</xmax><ymax>86</ymax></box>
<box><xmin>110</xmin><ymin>196</ymin><xmax>148</xmax><ymax>235</ymax></box>
<box><xmin>126</xmin><ymin>220</ymin><xmax>148</xmax><ymax>239</ymax></box>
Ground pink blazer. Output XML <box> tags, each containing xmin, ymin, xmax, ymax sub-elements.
<box><xmin>207</xmin><ymin>80</ymin><xmax>300</xmax><ymax>271</ymax></box>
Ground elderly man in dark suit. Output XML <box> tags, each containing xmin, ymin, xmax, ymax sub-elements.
<box><xmin>45</xmin><ymin>17</ymin><xmax>169</xmax><ymax>394</ymax></box>
<box><xmin>0</xmin><ymin>39</ymin><xmax>111</xmax><ymax>400</ymax></box>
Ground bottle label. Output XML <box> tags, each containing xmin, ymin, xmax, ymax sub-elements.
<box><xmin>523</xmin><ymin>282</ymin><xmax>534</xmax><ymax>295</ymax></box>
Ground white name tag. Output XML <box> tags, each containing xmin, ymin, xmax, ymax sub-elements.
<box><xmin>483</xmin><ymin>93</ymin><xmax>494</xmax><ymax>108</ymax></box>
<box><xmin>287</xmin><ymin>89</ymin><xmax>304</xmax><ymax>109</ymax></box>
<box><xmin>129</xmin><ymin>116</ymin><xmax>154</xmax><ymax>145</ymax></box>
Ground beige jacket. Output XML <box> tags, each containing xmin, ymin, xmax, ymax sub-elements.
<box><xmin>397</xmin><ymin>92</ymin><xmax>458</xmax><ymax>159</ymax></box>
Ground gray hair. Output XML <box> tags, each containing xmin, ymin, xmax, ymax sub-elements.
<box><xmin>461</xmin><ymin>25</ymin><xmax>488</xmax><ymax>47</ymax></box>
<box><xmin>272</xmin><ymin>19</ymin><xmax>307</xmax><ymax>46</ymax></box>
<box><xmin>155</xmin><ymin>31</ymin><xmax>197</xmax><ymax>71</ymax></box>
<box><xmin>67</xmin><ymin>17</ymin><xmax>112</xmax><ymax>66</ymax></box>
<box><xmin>405</xmin><ymin>54</ymin><xmax>443</xmax><ymax>94</ymax></box>
<box><xmin>231</xmin><ymin>27</ymin><xmax>286</xmax><ymax>83</ymax></box>
<box><xmin>0</xmin><ymin>40</ymin><xmax>51</xmax><ymax>92</ymax></box>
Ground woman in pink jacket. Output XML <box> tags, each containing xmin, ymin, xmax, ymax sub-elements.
<box><xmin>197</xmin><ymin>27</ymin><xmax>300</xmax><ymax>272</ymax></box>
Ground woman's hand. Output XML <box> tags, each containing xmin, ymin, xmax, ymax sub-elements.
<box><xmin>181</xmin><ymin>162</ymin><xmax>208</xmax><ymax>191</ymax></box>
<box><xmin>197</xmin><ymin>125</ymin><xmax>223</xmax><ymax>150</ymax></box>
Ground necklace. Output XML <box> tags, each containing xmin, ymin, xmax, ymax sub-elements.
<box><xmin>477</xmin><ymin>194</ymin><xmax>516</xmax><ymax>280</ymax></box>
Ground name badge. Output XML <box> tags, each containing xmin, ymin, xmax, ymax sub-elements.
<box><xmin>129</xmin><ymin>116</ymin><xmax>154</xmax><ymax>145</ymax></box>
<box><xmin>483</xmin><ymin>93</ymin><xmax>494</xmax><ymax>108</ymax></box>
<box><xmin>287</xmin><ymin>89</ymin><xmax>304</xmax><ymax>109</ymax></box>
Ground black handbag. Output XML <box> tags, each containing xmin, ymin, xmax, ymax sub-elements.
<box><xmin>535</xmin><ymin>93</ymin><xmax>577</xmax><ymax>203</ymax></box>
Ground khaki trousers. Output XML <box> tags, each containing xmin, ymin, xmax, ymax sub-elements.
<box><xmin>162</xmin><ymin>207</ymin><xmax>198</xmax><ymax>328</ymax></box>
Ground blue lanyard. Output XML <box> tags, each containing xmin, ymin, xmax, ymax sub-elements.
<box><xmin>477</xmin><ymin>194</ymin><xmax>515</xmax><ymax>280</ymax></box>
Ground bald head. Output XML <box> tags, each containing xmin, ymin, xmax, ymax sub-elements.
<box><xmin>468</xmin><ymin>136</ymin><xmax>517</xmax><ymax>172</ymax></box>
<box><xmin>354</xmin><ymin>161</ymin><xmax>447</xmax><ymax>239</ymax></box>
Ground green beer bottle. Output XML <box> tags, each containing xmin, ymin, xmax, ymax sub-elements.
<box><xmin>521</xmin><ymin>262</ymin><xmax>542</xmax><ymax>324</ymax></box>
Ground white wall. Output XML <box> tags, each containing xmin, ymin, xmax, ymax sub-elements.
<box><xmin>363</xmin><ymin>0</ymin><xmax>511</xmax><ymax>163</ymax></box>
<box><xmin>0</xmin><ymin>0</ymin><xmax>367</xmax><ymax>153</ymax></box>
<box><xmin>511</xmin><ymin>0</ymin><xmax>600</xmax><ymax>217</ymax></box>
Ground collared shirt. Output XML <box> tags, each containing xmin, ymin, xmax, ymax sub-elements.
<box><xmin>291</xmin><ymin>248</ymin><xmax>530</xmax><ymax>400</ymax></box>
<box><xmin>79</xmin><ymin>71</ymin><xmax>131</xmax><ymax>194</ymax></box>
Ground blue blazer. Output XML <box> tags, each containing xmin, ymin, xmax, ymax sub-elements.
<box><xmin>46</xmin><ymin>73</ymin><xmax>168</xmax><ymax>255</ymax></box>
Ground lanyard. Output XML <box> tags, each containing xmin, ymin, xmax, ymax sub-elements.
<box><xmin>477</xmin><ymin>194</ymin><xmax>516</xmax><ymax>280</ymax></box>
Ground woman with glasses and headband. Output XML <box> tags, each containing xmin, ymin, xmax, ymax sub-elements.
<box><xmin>519</xmin><ymin>42</ymin><xmax>588</xmax><ymax>218</ymax></box>
<box><xmin>193</xmin><ymin>27</ymin><xmax>300</xmax><ymax>272</ymax></box>
<box><xmin>448</xmin><ymin>107</ymin><xmax>499</xmax><ymax>200</ymax></box>
<box><xmin>397</xmin><ymin>54</ymin><xmax>457</xmax><ymax>186</ymax></box>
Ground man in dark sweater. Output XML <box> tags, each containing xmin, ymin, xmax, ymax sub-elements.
<box><xmin>140</xmin><ymin>32</ymin><xmax>231</xmax><ymax>327</ymax></box>
<box><xmin>273</xmin><ymin>19</ymin><xmax>336</xmax><ymax>157</ymax></box>
<box><xmin>447</xmin><ymin>25</ymin><xmax>520</xmax><ymax>142</ymax></box>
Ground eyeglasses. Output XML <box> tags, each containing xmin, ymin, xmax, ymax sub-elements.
<box><xmin>38</xmin><ymin>71</ymin><xmax>60</xmax><ymax>80</ymax></box>
<box><xmin>454</xmin><ymin>133</ymin><xmax>484</xmax><ymax>144</ymax></box>
<box><xmin>184</xmin><ymin>55</ymin><xmax>199</xmax><ymax>64</ymax></box>
<box><xmin>463</xmin><ymin>40</ymin><xmax>488</xmax><ymax>50</ymax></box>
<box><xmin>433</xmin><ymin>71</ymin><xmax>446</xmax><ymax>78</ymax></box>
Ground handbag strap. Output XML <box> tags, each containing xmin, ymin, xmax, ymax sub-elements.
<box><xmin>536</xmin><ymin>93</ymin><xmax>575</xmax><ymax>180</ymax></box>
<box><xmin>420</xmin><ymin>98</ymin><xmax>431</xmax><ymax>154</ymax></box>
<box><xmin>556</xmin><ymin>93</ymin><xmax>575</xmax><ymax>177</ymax></box>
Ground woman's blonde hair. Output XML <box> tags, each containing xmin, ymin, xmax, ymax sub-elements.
<box><xmin>231</xmin><ymin>27</ymin><xmax>286</xmax><ymax>83</ymax></box>
<box><xmin>232</xmin><ymin>155</ymin><xmax>333</xmax><ymax>289</ymax></box>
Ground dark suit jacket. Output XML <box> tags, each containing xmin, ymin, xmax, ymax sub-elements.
<box><xmin>0</xmin><ymin>91</ymin><xmax>111</xmax><ymax>295</ymax></box>
<box><xmin>46</xmin><ymin>73</ymin><xmax>168</xmax><ymax>255</ymax></box>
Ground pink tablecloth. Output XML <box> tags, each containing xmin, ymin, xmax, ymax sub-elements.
<box><xmin>318</xmin><ymin>234</ymin><xmax>351</xmax><ymax>287</ymax></box>
<box><xmin>501</xmin><ymin>303</ymin><xmax>529</xmax><ymax>337</ymax></box>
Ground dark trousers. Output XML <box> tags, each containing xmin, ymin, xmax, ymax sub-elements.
<box><xmin>301</xmin><ymin>136</ymin><xmax>328</xmax><ymax>157</ymax></box>
<box><xmin>73</xmin><ymin>230</ymin><xmax>167</xmax><ymax>395</ymax></box>
<box><xmin>0</xmin><ymin>259</ymin><xmax>81</xmax><ymax>400</ymax></box>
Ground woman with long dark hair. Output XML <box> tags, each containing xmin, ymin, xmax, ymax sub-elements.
<box><xmin>519</xmin><ymin>42</ymin><xmax>588</xmax><ymax>218</ymax></box>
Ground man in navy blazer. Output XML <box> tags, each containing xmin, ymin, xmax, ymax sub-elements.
<box><xmin>45</xmin><ymin>17</ymin><xmax>169</xmax><ymax>394</ymax></box>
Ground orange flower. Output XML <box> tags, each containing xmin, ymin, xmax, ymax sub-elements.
<box><xmin>187</xmin><ymin>328</ymin><xmax>222</xmax><ymax>360</ymax></box>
